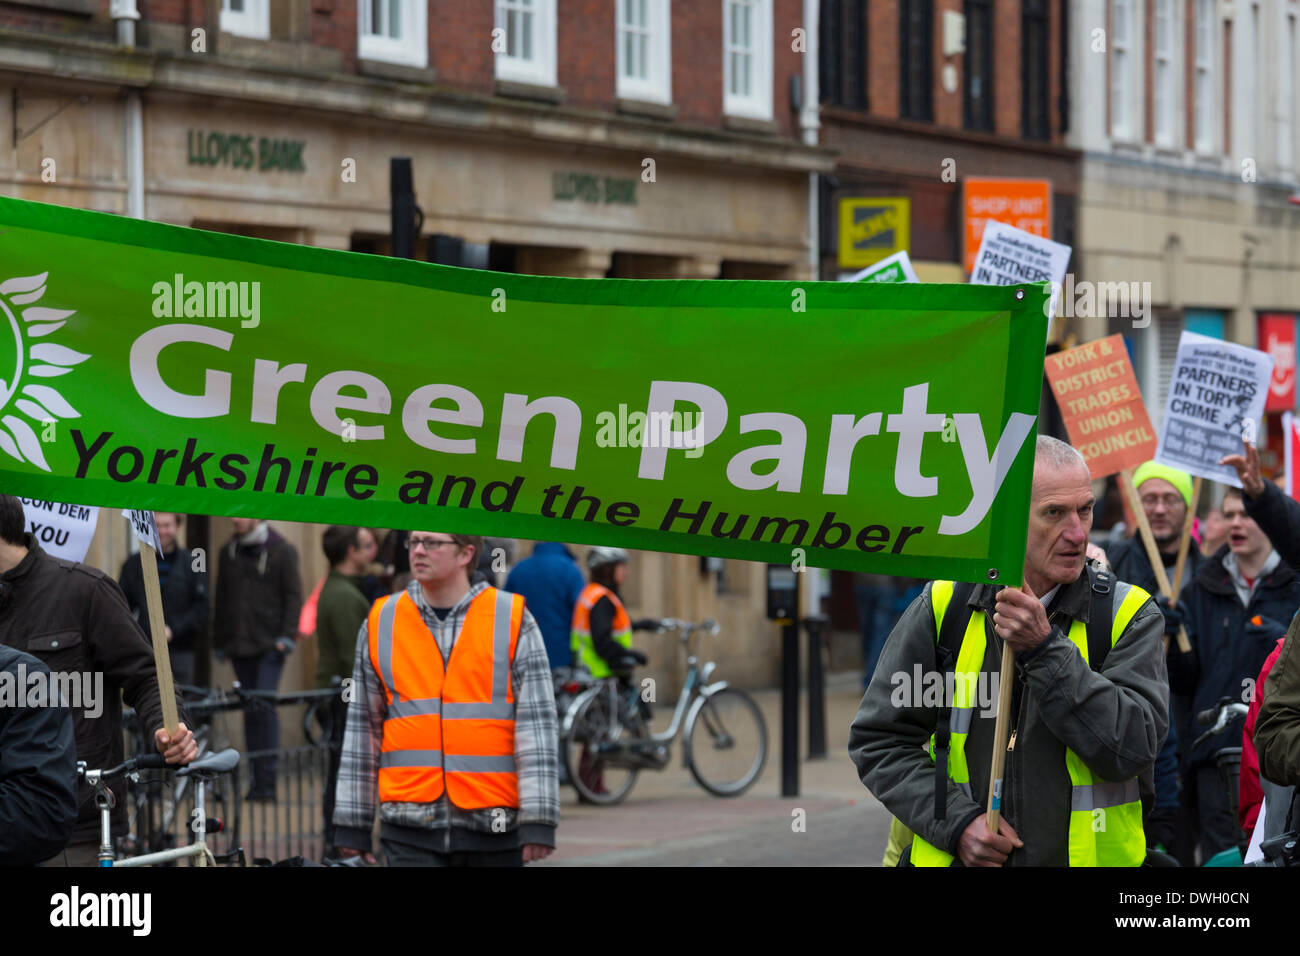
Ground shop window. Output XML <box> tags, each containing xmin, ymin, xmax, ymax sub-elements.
<box><xmin>963</xmin><ymin>0</ymin><xmax>992</xmax><ymax>131</ymax></box>
<box><xmin>495</xmin><ymin>0</ymin><xmax>558</xmax><ymax>87</ymax></box>
<box><xmin>617</xmin><ymin>0</ymin><xmax>672</xmax><ymax>104</ymax></box>
<box><xmin>359</xmin><ymin>0</ymin><xmax>428</xmax><ymax>69</ymax></box>
<box><xmin>1021</xmin><ymin>0</ymin><xmax>1049</xmax><ymax>140</ymax></box>
<box><xmin>220</xmin><ymin>0</ymin><xmax>268</xmax><ymax>39</ymax></box>
<box><xmin>723</xmin><ymin>0</ymin><xmax>773</xmax><ymax>120</ymax></box>
<box><xmin>819</xmin><ymin>0</ymin><xmax>868</xmax><ymax>110</ymax></box>
<box><xmin>899</xmin><ymin>0</ymin><xmax>932</xmax><ymax>121</ymax></box>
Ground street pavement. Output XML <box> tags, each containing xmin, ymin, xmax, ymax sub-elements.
<box><xmin>538</xmin><ymin>671</ymin><xmax>894</xmax><ymax>866</ymax></box>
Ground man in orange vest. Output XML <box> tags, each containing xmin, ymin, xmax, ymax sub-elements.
<box><xmin>333</xmin><ymin>531</ymin><xmax>558</xmax><ymax>866</ymax></box>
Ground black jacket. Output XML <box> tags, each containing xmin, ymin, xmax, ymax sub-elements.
<box><xmin>212</xmin><ymin>527</ymin><xmax>302</xmax><ymax>659</ymax></box>
<box><xmin>1171</xmin><ymin>546</ymin><xmax>1300</xmax><ymax>771</ymax></box>
<box><xmin>0</xmin><ymin>645</ymin><xmax>77</xmax><ymax>865</ymax></box>
<box><xmin>1245</xmin><ymin>480</ymin><xmax>1300</xmax><ymax>571</ymax></box>
<box><xmin>1106</xmin><ymin>534</ymin><xmax>1203</xmax><ymax>598</ymax></box>
<box><xmin>1103</xmin><ymin>534</ymin><xmax>1196</xmax><ymax>810</ymax></box>
<box><xmin>118</xmin><ymin>546</ymin><xmax>209</xmax><ymax>651</ymax></box>
<box><xmin>0</xmin><ymin>537</ymin><xmax>188</xmax><ymax>845</ymax></box>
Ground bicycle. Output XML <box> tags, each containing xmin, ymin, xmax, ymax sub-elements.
<box><xmin>79</xmin><ymin>748</ymin><xmax>245</xmax><ymax>866</ymax></box>
<box><xmin>561</xmin><ymin>618</ymin><xmax>767</xmax><ymax>804</ymax></box>
<box><xmin>122</xmin><ymin>683</ymin><xmax>242</xmax><ymax>857</ymax></box>
<box><xmin>1192</xmin><ymin>695</ymin><xmax>1250</xmax><ymax>867</ymax></box>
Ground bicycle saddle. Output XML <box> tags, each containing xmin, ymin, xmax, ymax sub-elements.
<box><xmin>178</xmin><ymin>748</ymin><xmax>241</xmax><ymax>776</ymax></box>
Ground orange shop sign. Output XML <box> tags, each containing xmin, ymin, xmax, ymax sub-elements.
<box><xmin>963</xmin><ymin>178</ymin><xmax>1052</xmax><ymax>274</ymax></box>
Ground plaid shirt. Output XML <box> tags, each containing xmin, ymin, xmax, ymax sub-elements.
<box><xmin>332</xmin><ymin>580</ymin><xmax>559</xmax><ymax>850</ymax></box>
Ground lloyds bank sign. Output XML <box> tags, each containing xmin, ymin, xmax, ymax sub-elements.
<box><xmin>187</xmin><ymin>129</ymin><xmax>306</xmax><ymax>173</ymax></box>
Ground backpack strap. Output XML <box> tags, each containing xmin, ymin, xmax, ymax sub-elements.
<box><xmin>933</xmin><ymin>581</ymin><xmax>976</xmax><ymax>821</ymax></box>
<box><xmin>1086</xmin><ymin>565</ymin><xmax>1116</xmax><ymax>673</ymax></box>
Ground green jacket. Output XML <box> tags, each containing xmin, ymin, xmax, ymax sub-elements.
<box><xmin>1257</xmin><ymin>632</ymin><xmax>1300</xmax><ymax>788</ymax></box>
<box><xmin>848</xmin><ymin>568</ymin><xmax>1168</xmax><ymax>866</ymax></box>
<box><xmin>314</xmin><ymin>571</ymin><xmax>370</xmax><ymax>689</ymax></box>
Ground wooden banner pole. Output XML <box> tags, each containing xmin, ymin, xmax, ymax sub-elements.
<box><xmin>987</xmin><ymin>636</ymin><xmax>1016</xmax><ymax>833</ymax></box>
<box><xmin>1170</xmin><ymin>476</ymin><xmax>1203</xmax><ymax>597</ymax></box>
<box><xmin>139</xmin><ymin>541</ymin><xmax>180</xmax><ymax>734</ymax></box>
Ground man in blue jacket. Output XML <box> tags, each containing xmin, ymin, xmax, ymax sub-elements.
<box><xmin>505</xmin><ymin>542</ymin><xmax>585</xmax><ymax>672</ymax></box>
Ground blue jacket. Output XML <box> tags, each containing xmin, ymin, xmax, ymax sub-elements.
<box><xmin>505</xmin><ymin>543</ymin><xmax>585</xmax><ymax>671</ymax></box>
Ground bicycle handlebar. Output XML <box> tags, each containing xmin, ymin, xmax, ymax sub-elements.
<box><xmin>78</xmin><ymin>753</ymin><xmax>168</xmax><ymax>782</ymax></box>
<box><xmin>656</xmin><ymin>618</ymin><xmax>720</xmax><ymax>636</ymax></box>
<box><xmin>1197</xmin><ymin>697</ymin><xmax>1249</xmax><ymax>728</ymax></box>
<box><xmin>1192</xmin><ymin>699</ymin><xmax>1250</xmax><ymax>749</ymax></box>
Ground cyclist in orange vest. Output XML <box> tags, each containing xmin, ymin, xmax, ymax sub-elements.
<box><xmin>571</xmin><ymin>547</ymin><xmax>648</xmax><ymax>679</ymax></box>
<box><xmin>570</xmin><ymin>547</ymin><xmax>658</xmax><ymax>796</ymax></box>
<box><xmin>333</xmin><ymin>531</ymin><xmax>559</xmax><ymax>866</ymax></box>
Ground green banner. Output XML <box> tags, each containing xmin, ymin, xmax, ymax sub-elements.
<box><xmin>0</xmin><ymin>198</ymin><xmax>1048</xmax><ymax>583</ymax></box>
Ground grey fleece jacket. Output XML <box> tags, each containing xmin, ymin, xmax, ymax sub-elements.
<box><xmin>849</xmin><ymin>568</ymin><xmax>1168</xmax><ymax>866</ymax></box>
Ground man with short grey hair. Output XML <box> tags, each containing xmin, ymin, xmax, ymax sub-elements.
<box><xmin>850</xmin><ymin>436</ymin><xmax>1168</xmax><ymax>866</ymax></box>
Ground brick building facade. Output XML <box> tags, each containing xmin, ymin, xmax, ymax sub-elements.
<box><xmin>0</xmin><ymin>0</ymin><xmax>833</xmax><ymax>695</ymax></box>
<box><xmin>817</xmin><ymin>0</ymin><xmax>1080</xmax><ymax>283</ymax></box>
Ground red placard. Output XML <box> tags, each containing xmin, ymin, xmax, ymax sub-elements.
<box><xmin>1044</xmin><ymin>335</ymin><xmax>1157</xmax><ymax>479</ymax></box>
<box><xmin>1259</xmin><ymin>313</ymin><xmax>1297</xmax><ymax>412</ymax></box>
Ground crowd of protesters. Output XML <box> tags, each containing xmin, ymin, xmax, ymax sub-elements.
<box><xmin>852</xmin><ymin>439</ymin><xmax>1300</xmax><ymax>867</ymax></box>
<box><xmin>0</xmin><ymin>496</ymin><xmax>617</xmax><ymax>867</ymax></box>
<box><xmin>6</xmin><ymin>452</ymin><xmax>1300</xmax><ymax>866</ymax></box>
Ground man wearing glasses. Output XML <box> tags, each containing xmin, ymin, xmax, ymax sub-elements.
<box><xmin>333</xmin><ymin>531</ymin><xmax>558</xmax><ymax>866</ymax></box>
<box><xmin>1102</xmin><ymin>461</ymin><xmax>1198</xmax><ymax>856</ymax></box>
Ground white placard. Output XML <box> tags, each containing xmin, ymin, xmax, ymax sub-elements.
<box><xmin>19</xmin><ymin>498</ymin><xmax>99</xmax><ymax>563</ymax></box>
<box><xmin>121</xmin><ymin>508</ymin><xmax>163</xmax><ymax>553</ymax></box>
<box><xmin>970</xmin><ymin>220</ymin><xmax>1071</xmax><ymax>328</ymax></box>
<box><xmin>843</xmin><ymin>250</ymin><xmax>920</xmax><ymax>283</ymax></box>
<box><xmin>1154</xmin><ymin>331</ymin><xmax>1274</xmax><ymax>486</ymax></box>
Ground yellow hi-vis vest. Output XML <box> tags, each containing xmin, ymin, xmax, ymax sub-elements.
<box><xmin>570</xmin><ymin>582</ymin><xmax>632</xmax><ymax>679</ymax></box>
<box><xmin>910</xmin><ymin>578</ymin><xmax>1151</xmax><ymax>867</ymax></box>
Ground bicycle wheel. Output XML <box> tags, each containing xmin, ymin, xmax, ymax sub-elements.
<box><xmin>684</xmin><ymin>688</ymin><xmax>767</xmax><ymax>797</ymax></box>
<box><xmin>562</xmin><ymin>687</ymin><xmax>640</xmax><ymax>806</ymax></box>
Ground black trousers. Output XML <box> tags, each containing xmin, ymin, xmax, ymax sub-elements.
<box><xmin>320</xmin><ymin>695</ymin><xmax>347</xmax><ymax>856</ymax></box>
<box><xmin>380</xmin><ymin>839</ymin><xmax>524</xmax><ymax>867</ymax></box>
<box><xmin>1171</xmin><ymin>765</ymin><xmax>1240</xmax><ymax>866</ymax></box>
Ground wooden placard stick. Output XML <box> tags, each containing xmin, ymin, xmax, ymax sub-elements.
<box><xmin>139</xmin><ymin>540</ymin><xmax>180</xmax><ymax>735</ymax></box>
<box><xmin>987</xmin><ymin>636</ymin><xmax>1016</xmax><ymax>833</ymax></box>
<box><xmin>1170</xmin><ymin>476</ymin><xmax>1203</xmax><ymax>597</ymax></box>
<box><xmin>1119</xmin><ymin>469</ymin><xmax>1191</xmax><ymax>652</ymax></box>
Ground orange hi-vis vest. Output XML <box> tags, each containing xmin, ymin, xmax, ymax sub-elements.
<box><xmin>368</xmin><ymin>586</ymin><xmax>524</xmax><ymax>809</ymax></box>
<box><xmin>571</xmin><ymin>582</ymin><xmax>632</xmax><ymax>679</ymax></box>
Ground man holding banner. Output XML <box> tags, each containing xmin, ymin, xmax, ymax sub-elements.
<box><xmin>850</xmin><ymin>437</ymin><xmax>1167</xmax><ymax>866</ymax></box>
<box><xmin>0</xmin><ymin>496</ymin><xmax>195</xmax><ymax>865</ymax></box>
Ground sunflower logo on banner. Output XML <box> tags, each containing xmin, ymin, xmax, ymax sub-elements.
<box><xmin>0</xmin><ymin>271</ymin><xmax>89</xmax><ymax>471</ymax></box>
